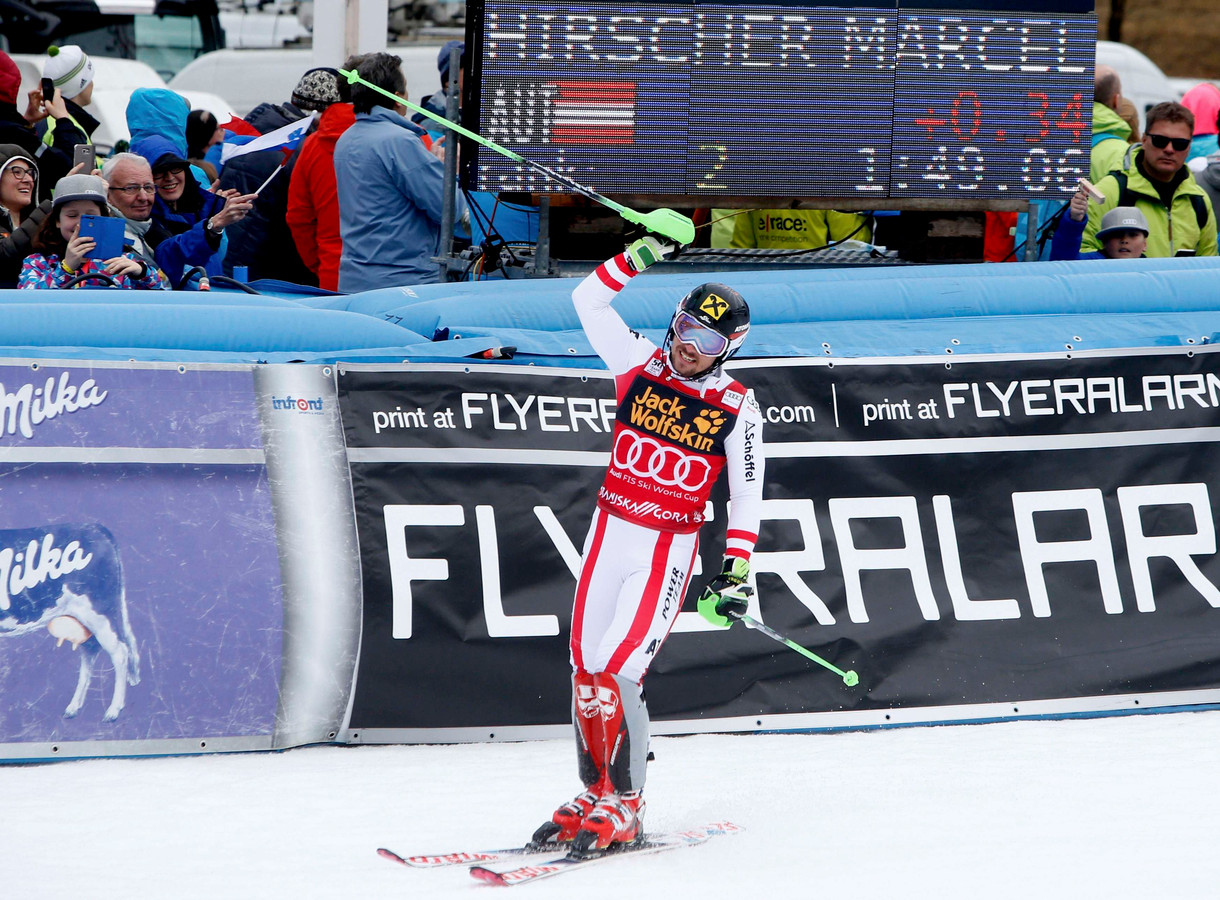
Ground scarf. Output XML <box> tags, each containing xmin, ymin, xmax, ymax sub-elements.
<box><xmin>123</xmin><ymin>216</ymin><xmax>154</xmax><ymax>256</ymax></box>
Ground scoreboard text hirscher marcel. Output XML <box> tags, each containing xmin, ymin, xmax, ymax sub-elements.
<box><xmin>472</xmin><ymin>0</ymin><xmax>1097</xmax><ymax>198</ymax></box>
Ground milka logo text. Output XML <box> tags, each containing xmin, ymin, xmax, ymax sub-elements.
<box><xmin>0</xmin><ymin>372</ymin><xmax>107</xmax><ymax>439</ymax></box>
<box><xmin>0</xmin><ymin>532</ymin><xmax>93</xmax><ymax>611</ymax></box>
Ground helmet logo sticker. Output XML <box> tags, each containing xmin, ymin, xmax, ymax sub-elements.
<box><xmin>699</xmin><ymin>293</ymin><xmax>729</xmax><ymax>320</ymax></box>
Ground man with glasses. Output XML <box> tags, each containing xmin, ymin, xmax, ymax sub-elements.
<box><xmin>103</xmin><ymin>152</ymin><xmax>242</xmax><ymax>289</ymax></box>
<box><xmin>534</xmin><ymin>236</ymin><xmax>765</xmax><ymax>855</ymax></box>
<box><xmin>1083</xmin><ymin>101</ymin><xmax>1217</xmax><ymax>258</ymax></box>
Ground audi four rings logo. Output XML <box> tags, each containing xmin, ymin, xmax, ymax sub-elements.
<box><xmin>613</xmin><ymin>430</ymin><xmax>712</xmax><ymax>491</ymax></box>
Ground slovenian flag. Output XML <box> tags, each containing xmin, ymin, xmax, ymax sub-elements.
<box><xmin>221</xmin><ymin>113</ymin><xmax>317</xmax><ymax>164</ymax></box>
<box><xmin>548</xmin><ymin>82</ymin><xmax>635</xmax><ymax>145</ymax></box>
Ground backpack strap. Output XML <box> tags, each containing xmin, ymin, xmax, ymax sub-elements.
<box><xmin>1190</xmin><ymin>194</ymin><xmax>1209</xmax><ymax>230</ymax></box>
<box><xmin>1106</xmin><ymin>169</ymin><xmax>1209</xmax><ymax>230</ymax></box>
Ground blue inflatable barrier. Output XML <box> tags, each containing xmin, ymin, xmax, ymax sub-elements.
<box><xmin>1</xmin><ymin>256</ymin><xmax>1219</xmax><ymax>363</ymax></box>
<box><xmin>0</xmin><ymin>288</ymin><xmax>304</xmax><ymax>307</ymax></box>
<box><xmin>448</xmin><ymin>308</ymin><xmax>1220</xmax><ymax>369</ymax></box>
<box><xmin>375</xmin><ymin>263</ymin><xmax>1220</xmax><ymax>341</ymax></box>
<box><xmin>0</xmin><ymin>303</ymin><xmax>427</xmax><ymax>353</ymax></box>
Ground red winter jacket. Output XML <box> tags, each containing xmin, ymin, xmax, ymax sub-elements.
<box><xmin>286</xmin><ymin>103</ymin><xmax>355</xmax><ymax>291</ymax></box>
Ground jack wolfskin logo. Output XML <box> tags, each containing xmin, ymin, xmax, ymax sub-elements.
<box><xmin>693</xmin><ymin>409</ymin><xmax>726</xmax><ymax>435</ymax></box>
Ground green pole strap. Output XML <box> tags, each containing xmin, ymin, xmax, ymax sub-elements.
<box><xmin>338</xmin><ymin>69</ymin><xmax>696</xmax><ymax>244</ymax></box>
<box><xmin>740</xmin><ymin>615</ymin><xmax>860</xmax><ymax>687</ymax></box>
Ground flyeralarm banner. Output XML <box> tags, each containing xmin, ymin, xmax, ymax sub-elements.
<box><xmin>339</xmin><ymin>349</ymin><xmax>1220</xmax><ymax>740</ymax></box>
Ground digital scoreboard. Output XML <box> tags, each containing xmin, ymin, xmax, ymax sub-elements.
<box><xmin>465</xmin><ymin>0</ymin><xmax>1097</xmax><ymax>199</ymax></box>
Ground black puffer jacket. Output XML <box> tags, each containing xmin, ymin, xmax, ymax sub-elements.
<box><xmin>216</xmin><ymin>101</ymin><xmax>316</xmax><ymax>284</ymax></box>
<box><xmin>0</xmin><ymin>103</ymin><xmax>85</xmax><ymax>202</ymax></box>
<box><xmin>0</xmin><ymin>144</ymin><xmax>51</xmax><ymax>288</ymax></box>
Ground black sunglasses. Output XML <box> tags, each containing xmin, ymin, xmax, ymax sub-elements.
<box><xmin>1147</xmin><ymin>133</ymin><xmax>1191</xmax><ymax>152</ymax></box>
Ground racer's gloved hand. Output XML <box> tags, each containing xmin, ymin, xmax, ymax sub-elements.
<box><xmin>697</xmin><ymin>557</ymin><xmax>753</xmax><ymax>628</ymax></box>
<box><xmin>625</xmin><ymin>235</ymin><xmax>675</xmax><ymax>272</ymax></box>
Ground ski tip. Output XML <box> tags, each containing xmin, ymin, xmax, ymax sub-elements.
<box><xmin>377</xmin><ymin>847</ymin><xmax>408</xmax><ymax>866</ymax></box>
<box><xmin>470</xmin><ymin>865</ymin><xmax>509</xmax><ymax>887</ymax></box>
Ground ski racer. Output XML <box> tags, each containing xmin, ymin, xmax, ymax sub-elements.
<box><xmin>534</xmin><ymin>236</ymin><xmax>766</xmax><ymax>854</ymax></box>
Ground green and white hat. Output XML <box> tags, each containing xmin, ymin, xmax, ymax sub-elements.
<box><xmin>45</xmin><ymin>45</ymin><xmax>95</xmax><ymax>100</ymax></box>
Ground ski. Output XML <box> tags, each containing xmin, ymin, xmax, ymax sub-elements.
<box><xmin>468</xmin><ymin>822</ymin><xmax>743</xmax><ymax>887</ymax></box>
<box><xmin>377</xmin><ymin>843</ymin><xmax>558</xmax><ymax>870</ymax></box>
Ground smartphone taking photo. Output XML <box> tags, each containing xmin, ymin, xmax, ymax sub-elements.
<box><xmin>73</xmin><ymin>144</ymin><xmax>95</xmax><ymax>172</ymax></box>
<box><xmin>40</xmin><ymin>77</ymin><xmax>56</xmax><ymax>108</ymax></box>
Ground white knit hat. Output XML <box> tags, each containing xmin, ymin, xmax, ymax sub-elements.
<box><xmin>44</xmin><ymin>45</ymin><xmax>95</xmax><ymax>100</ymax></box>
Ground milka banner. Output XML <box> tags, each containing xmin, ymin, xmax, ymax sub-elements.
<box><xmin>0</xmin><ymin>361</ymin><xmax>361</xmax><ymax>761</ymax></box>
<box><xmin>340</xmin><ymin>349</ymin><xmax>1220</xmax><ymax>740</ymax></box>
<box><xmin>0</xmin><ymin>362</ymin><xmax>283</xmax><ymax>757</ymax></box>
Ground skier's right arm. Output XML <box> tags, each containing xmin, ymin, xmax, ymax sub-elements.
<box><xmin>572</xmin><ymin>237</ymin><xmax>674</xmax><ymax>376</ymax></box>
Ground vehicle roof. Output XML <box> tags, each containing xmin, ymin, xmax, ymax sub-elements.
<box><xmin>1096</xmin><ymin>41</ymin><xmax>1177</xmax><ymax>129</ymax></box>
<box><xmin>9</xmin><ymin>53</ymin><xmax>232</xmax><ymax>153</ymax></box>
<box><xmin>169</xmin><ymin>46</ymin><xmax>444</xmax><ymax>117</ymax></box>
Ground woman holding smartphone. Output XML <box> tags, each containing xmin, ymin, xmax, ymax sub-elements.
<box><xmin>19</xmin><ymin>173</ymin><xmax>167</xmax><ymax>289</ymax></box>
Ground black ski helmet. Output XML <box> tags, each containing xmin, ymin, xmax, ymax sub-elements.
<box><xmin>664</xmin><ymin>282</ymin><xmax>751</xmax><ymax>373</ymax></box>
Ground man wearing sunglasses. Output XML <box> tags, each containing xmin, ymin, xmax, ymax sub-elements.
<box><xmin>1083</xmin><ymin>101</ymin><xmax>1217</xmax><ymax>258</ymax></box>
<box><xmin>534</xmin><ymin>236</ymin><xmax>764</xmax><ymax>856</ymax></box>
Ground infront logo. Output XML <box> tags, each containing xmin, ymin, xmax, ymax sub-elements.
<box><xmin>272</xmin><ymin>395</ymin><xmax>324</xmax><ymax>413</ymax></box>
<box><xmin>699</xmin><ymin>293</ymin><xmax>729</xmax><ymax>320</ymax></box>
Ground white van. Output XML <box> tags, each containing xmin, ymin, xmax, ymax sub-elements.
<box><xmin>169</xmin><ymin>45</ymin><xmax>444</xmax><ymax>117</ymax></box>
<box><xmin>1095</xmin><ymin>41</ymin><xmax>1177</xmax><ymax>130</ymax></box>
<box><xmin>11</xmin><ymin>54</ymin><xmax>234</xmax><ymax>153</ymax></box>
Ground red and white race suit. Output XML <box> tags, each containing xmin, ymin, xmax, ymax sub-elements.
<box><xmin>569</xmin><ymin>251</ymin><xmax>765</xmax><ymax>683</ymax></box>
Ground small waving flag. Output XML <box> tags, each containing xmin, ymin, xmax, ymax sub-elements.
<box><xmin>221</xmin><ymin>112</ymin><xmax>316</xmax><ymax>164</ymax></box>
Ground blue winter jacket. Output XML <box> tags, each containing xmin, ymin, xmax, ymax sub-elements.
<box><xmin>333</xmin><ymin>106</ymin><xmax>463</xmax><ymax>291</ymax></box>
<box><xmin>126</xmin><ymin>89</ymin><xmax>211</xmax><ymax>190</ymax></box>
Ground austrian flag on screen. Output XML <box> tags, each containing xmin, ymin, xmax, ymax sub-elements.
<box><xmin>548</xmin><ymin>81</ymin><xmax>636</xmax><ymax>145</ymax></box>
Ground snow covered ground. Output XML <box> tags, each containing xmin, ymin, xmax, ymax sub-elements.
<box><xmin>8</xmin><ymin>709</ymin><xmax>1220</xmax><ymax>899</ymax></box>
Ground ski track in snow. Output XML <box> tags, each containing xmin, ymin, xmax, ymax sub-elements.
<box><xmin>5</xmin><ymin>710</ymin><xmax>1220</xmax><ymax>899</ymax></box>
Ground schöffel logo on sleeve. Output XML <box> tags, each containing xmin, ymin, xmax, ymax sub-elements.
<box><xmin>271</xmin><ymin>395</ymin><xmax>325</xmax><ymax>414</ymax></box>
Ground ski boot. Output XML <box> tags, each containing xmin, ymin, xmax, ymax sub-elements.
<box><xmin>571</xmin><ymin>791</ymin><xmax>645</xmax><ymax>856</ymax></box>
<box><xmin>531</xmin><ymin>787</ymin><xmax>603</xmax><ymax>845</ymax></box>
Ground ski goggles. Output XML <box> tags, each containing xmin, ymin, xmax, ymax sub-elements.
<box><xmin>673</xmin><ymin>311</ymin><xmax>729</xmax><ymax>357</ymax></box>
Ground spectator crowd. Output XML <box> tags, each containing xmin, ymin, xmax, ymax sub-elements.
<box><xmin>0</xmin><ymin>41</ymin><xmax>1217</xmax><ymax>295</ymax></box>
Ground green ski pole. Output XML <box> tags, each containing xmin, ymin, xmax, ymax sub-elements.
<box><xmin>338</xmin><ymin>69</ymin><xmax>696</xmax><ymax>245</ymax></box>
<box><xmin>739</xmin><ymin>614</ymin><xmax>860</xmax><ymax>687</ymax></box>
